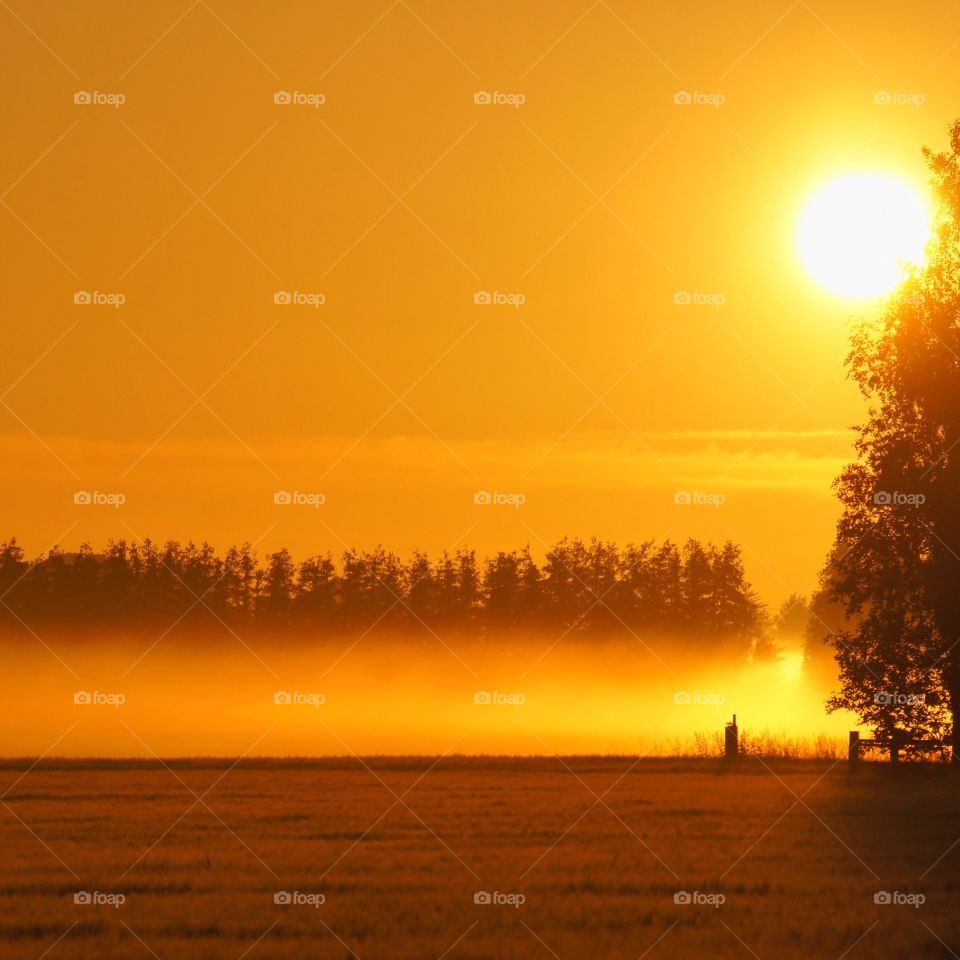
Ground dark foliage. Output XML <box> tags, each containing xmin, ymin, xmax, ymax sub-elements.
<box><xmin>0</xmin><ymin>535</ymin><xmax>763</xmax><ymax>646</ymax></box>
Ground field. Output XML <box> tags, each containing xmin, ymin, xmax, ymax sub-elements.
<box><xmin>1</xmin><ymin>758</ymin><xmax>958</xmax><ymax>959</ymax></box>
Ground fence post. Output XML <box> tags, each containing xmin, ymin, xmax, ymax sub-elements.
<box><xmin>724</xmin><ymin>714</ymin><xmax>738</xmax><ymax>760</ymax></box>
<box><xmin>848</xmin><ymin>731</ymin><xmax>860</xmax><ymax>769</ymax></box>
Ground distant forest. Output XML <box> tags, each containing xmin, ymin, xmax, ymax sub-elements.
<box><xmin>0</xmin><ymin>537</ymin><xmax>769</xmax><ymax>646</ymax></box>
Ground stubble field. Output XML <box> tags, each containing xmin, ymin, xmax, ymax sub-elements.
<box><xmin>0</xmin><ymin>758</ymin><xmax>958</xmax><ymax>959</ymax></box>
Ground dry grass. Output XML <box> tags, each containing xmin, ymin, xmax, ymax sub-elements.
<box><xmin>1</xmin><ymin>758</ymin><xmax>958</xmax><ymax>959</ymax></box>
<box><xmin>655</xmin><ymin>729</ymin><xmax>848</xmax><ymax>760</ymax></box>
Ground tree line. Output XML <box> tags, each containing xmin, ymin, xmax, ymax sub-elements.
<box><xmin>0</xmin><ymin>536</ymin><xmax>763</xmax><ymax>645</ymax></box>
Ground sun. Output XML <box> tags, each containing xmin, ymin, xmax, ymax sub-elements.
<box><xmin>797</xmin><ymin>173</ymin><xmax>931</xmax><ymax>299</ymax></box>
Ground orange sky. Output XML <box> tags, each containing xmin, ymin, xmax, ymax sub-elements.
<box><xmin>2</xmin><ymin>0</ymin><xmax>959</xmax><ymax>603</ymax></box>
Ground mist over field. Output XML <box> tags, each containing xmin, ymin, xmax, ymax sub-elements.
<box><xmin>2</xmin><ymin>630</ymin><xmax>853</xmax><ymax>757</ymax></box>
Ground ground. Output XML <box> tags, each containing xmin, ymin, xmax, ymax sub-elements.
<box><xmin>1</xmin><ymin>758</ymin><xmax>958</xmax><ymax>959</ymax></box>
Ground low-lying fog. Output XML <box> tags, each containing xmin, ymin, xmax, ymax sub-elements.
<box><xmin>2</xmin><ymin>630</ymin><xmax>856</xmax><ymax>757</ymax></box>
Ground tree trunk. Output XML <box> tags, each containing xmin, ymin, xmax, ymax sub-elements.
<box><xmin>933</xmin><ymin>568</ymin><xmax>960</xmax><ymax>765</ymax></box>
<box><xmin>941</xmin><ymin>636</ymin><xmax>960</xmax><ymax>769</ymax></box>
<box><xmin>949</xmin><ymin>671</ymin><xmax>960</xmax><ymax>765</ymax></box>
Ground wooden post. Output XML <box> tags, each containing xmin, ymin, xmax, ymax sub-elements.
<box><xmin>848</xmin><ymin>731</ymin><xmax>860</xmax><ymax>768</ymax></box>
<box><xmin>724</xmin><ymin>714</ymin><xmax>738</xmax><ymax>760</ymax></box>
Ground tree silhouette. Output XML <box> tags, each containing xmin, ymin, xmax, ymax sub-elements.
<box><xmin>681</xmin><ymin>539</ymin><xmax>713</xmax><ymax>634</ymax></box>
<box><xmin>294</xmin><ymin>553</ymin><xmax>339</xmax><ymax>626</ymax></box>
<box><xmin>483</xmin><ymin>547</ymin><xmax>540</xmax><ymax>626</ymax></box>
<box><xmin>260</xmin><ymin>548</ymin><xmax>297</xmax><ymax>622</ymax></box>
<box><xmin>754</xmin><ymin>593</ymin><xmax>806</xmax><ymax>661</ymax></box>
<box><xmin>825</xmin><ymin>120</ymin><xmax>960</xmax><ymax>756</ymax></box>
<box><xmin>0</xmin><ymin>534</ymin><xmax>766</xmax><ymax>650</ymax></box>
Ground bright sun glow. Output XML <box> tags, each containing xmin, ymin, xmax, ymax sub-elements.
<box><xmin>797</xmin><ymin>173</ymin><xmax>931</xmax><ymax>299</ymax></box>
<box><xmin>780</xmin><ymin>652</ymin><xmax>805</xmax><ymax>683</ymax></box>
